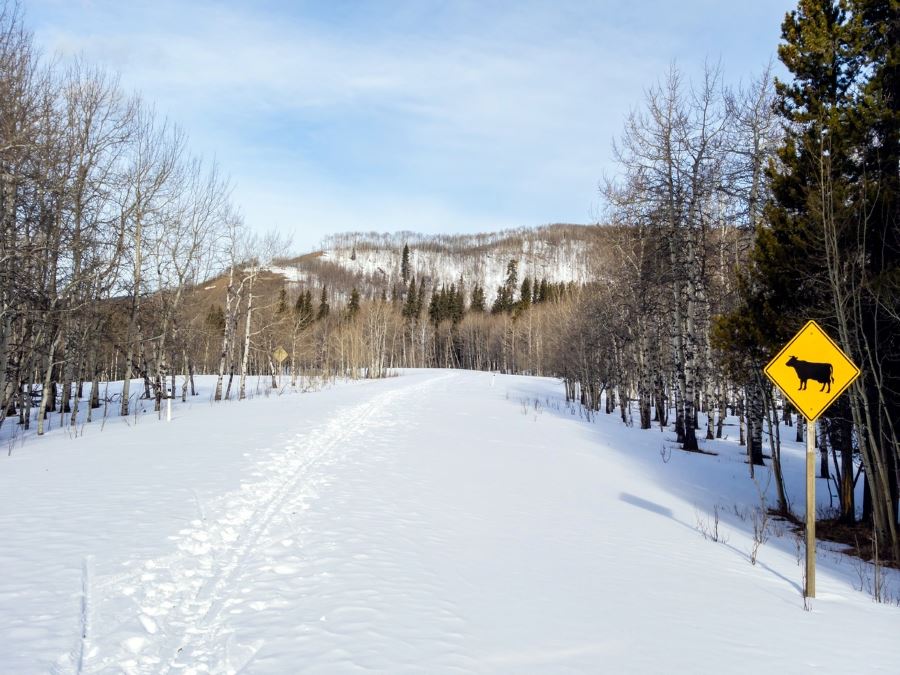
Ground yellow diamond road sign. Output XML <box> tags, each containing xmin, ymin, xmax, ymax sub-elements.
<box><xmin>273</xmin><ymin>346</ymin><xmax>288</xmax><ymax>364</ymax></box>
<box><xmin>764</xmin><ymin>320</ymin><xmax>860</xmax><ymax>421</ymax></box>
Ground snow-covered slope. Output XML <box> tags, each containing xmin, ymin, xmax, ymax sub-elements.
<box><xmin>333</xmin><ymin>235</ymin><xmax>589</xmax><ymax>291</ymax></box>
<box><xmin>1</xmin><ymin>371</ymin><xmax>898</xmax><ymax>673</ymax></box>
<box><xmin>271</xmin><ymin>224</ymin><xmax>600</xmax><ymax>302</ymax></box>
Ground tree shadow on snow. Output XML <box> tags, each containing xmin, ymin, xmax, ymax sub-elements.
<box><xmin>619</xmin><ymin>492</ymin><xmax>673</xmax><ymax>518</ymax></box>
<box><xmin>618</xmin><ymin>492</ymin><xmax>803</xmax><ymax>596</ymax></box>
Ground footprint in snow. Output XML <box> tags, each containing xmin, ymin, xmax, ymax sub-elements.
<box><xmin>138</xmin><ymin>614</ymin><xmax>158</xmax><ymax>634</ymax></box>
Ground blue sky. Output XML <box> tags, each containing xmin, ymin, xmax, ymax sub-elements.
<box><xmin>28</xmin><ymin>0</ymin><xmax>796</xmax><ymax>251</ymax></box>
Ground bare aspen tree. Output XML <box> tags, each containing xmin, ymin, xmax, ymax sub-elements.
<box><xmin>1</xmin><ymin>2</ymin><xmax>43</xmax><ymax>429</ymax></box>
<box><xmin>150</xmin><ymin>156</ymin><xmax>229</xmax><ymax>409</ymax></box>
<box><xmin>237</xmin><ymin>231</ymin><xmax>290</xmax><ymax>400</ymax></box>
<box><xmin>606</xmin><ymin>64</ymin><xmax>730</xmax><ymax>451</ymax></box>
<box><xmin>58</xmin><ymin>61</ymin><xmax>135</xmax><ymax>428</ymax></box>
<box><xmin>119</xmin><ymin>107</ymin><xmax>182</xmax><ymax>417</ymax></box>
<box><xmin>214</xmin><ymin>209</ymin><xmax>245</xmax><ymax>401</ymax></box>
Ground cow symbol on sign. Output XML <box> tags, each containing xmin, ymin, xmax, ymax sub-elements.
<box><xmin>785</xmin><ymin>355</ymin><xmax>834</xmax><ymax>393</ymax></box>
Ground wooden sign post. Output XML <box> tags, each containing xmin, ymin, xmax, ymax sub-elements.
<box><xmin>764</xmin><ymin>320</ymin><xmax>860</xmax><ymax>599</ymax></box>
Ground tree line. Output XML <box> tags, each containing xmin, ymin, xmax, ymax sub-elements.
<box><xmin>321</xmin><ymin>223</ymin><xmax>592</xmax><ymax>256</ymax></box>
<box><xmin>177</xmin><ymin>257</ymin><xmax>579</xmax><ymax>385</ymax></box>
<box><xmin>0</xmin><ymin>1</ymin><xmax>251</xmax><ymax>432</ymax></box>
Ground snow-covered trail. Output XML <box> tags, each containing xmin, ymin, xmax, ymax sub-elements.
<box><xmin>81</xmin><ymin>372</ymin><xmax>461</xmax><ymax>673</ymax></box>
<box><xmin>1</xmin><ymin>370</ymin><xmax>899</xmax><ymax>673</ymax></box>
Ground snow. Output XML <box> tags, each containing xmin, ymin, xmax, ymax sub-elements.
<box><xmin>268</xmin><ymin>231</ymin><xmax>595</xmax><ymax>303</ymax></box>
<box><xmin>266</xmin><ymin>266</ymin><xmax>312</xmax><ymax>285</ymax></box>
<box><xmin>321</xmin><ymin>238</ymin><xmax>592</xmax><ymax>302</ymax></box>
<box><xmin>1</xmin><ymin>370</ymin><xmax>898</xmax><ymax>673</ymax></box>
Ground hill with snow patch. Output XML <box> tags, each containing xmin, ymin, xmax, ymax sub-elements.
<box><xmin>271</xmin><ymin>224</ymin><xmax>605</xmax><ymax>302</ymax></box>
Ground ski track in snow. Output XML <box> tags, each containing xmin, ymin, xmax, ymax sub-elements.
<box><xmin>75</xmin><ymin>373</ymin><xmax>458</xmax><ymax>674</ymax></box>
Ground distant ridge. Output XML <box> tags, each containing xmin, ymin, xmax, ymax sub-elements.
<box><xmin>272</xmin><ymin>223</ymin><xmax>605</xmax><ymax>303</ymax></box>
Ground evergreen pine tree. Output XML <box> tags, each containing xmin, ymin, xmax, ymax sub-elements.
<box><xmin>491</xmin><ymin>286</ymin><xmax>507</xmax><ymax>314</ymax></box>
<box><xmin>401</xmin><ymin>243</ymin><xmax>411</xmax><ymax>283</ymax></box>
<box><xmin>428</xmin><ymin>285</ymin><xmax>441</xmax><ymax>325</ymax></box>
<box><xmin>452</xmin><ymin>282</ymin><xmax>465</xmax><ymax>323</ymax></box>
<box><xmin>490</xmin><ymin>260</ymin><xmax>520</xmax><ymax>314</ymax></box>
<box><xmin>504</xmin><ymin>259</ymin><xmax>518</xmax><ymax>299</ymax></box>
<box><xmin>294</xmin><ymin>289</ymin><xmax>313</xmax><ymax>325</ymax></box>
<box><xmin>470</xmin><ymin>284</ymin><xmax>486</xmax><ymax>312</ymax></box>
<box><xmin>316</xmin><ymin>287</ymin><xmax>330</xmax><ymax>320</ymax></box>
<box><xmin>402</xmin><ymin>278</ymin><xmax>418</xmax><ymax>320</ymax></box>
<box><xmin>414</xmin><ymin>277</ymin><xmax>425</xmax><ymax>317</ymax></box>
<box><xmin>347</xmin><ymin>287</ymin><xmax>360</xmax><ymax>318</ymax></box>
<box><xmin>520</xmin><ymin>277</ymin><xmax>532</xmax><ymax>311</ymax></box>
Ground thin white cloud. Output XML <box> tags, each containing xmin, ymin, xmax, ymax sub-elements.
<box><xmin>29</xmin><ymin>0</ymin><xmax>791</xmax><ymax>249</ymax></box>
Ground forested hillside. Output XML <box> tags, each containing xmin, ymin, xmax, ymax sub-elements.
<box><xmin>271</xmin><ymin>225</ymin><xmax>599</xmax><ymax>305</ymax></box>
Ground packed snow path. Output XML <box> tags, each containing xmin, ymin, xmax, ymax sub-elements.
<box><xmin>1</xmin><ymin>371</ymin><xmax>899</xmax><ymax>673</ymax></box>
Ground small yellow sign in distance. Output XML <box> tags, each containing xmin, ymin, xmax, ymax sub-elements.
<box><xmin>764</xmin><ymin>320</ymin><xmax>860</xmax><ymax>421</ymax></box>
<box><xmin>273</xmin><ymin>346</ymin><xmax>288</xmax><ymax>364</ymax></box>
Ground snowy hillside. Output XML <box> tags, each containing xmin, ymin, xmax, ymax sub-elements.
<box><xmin>1</xmin><ymin>371</ymin><xmax>898</xmax><ymax>673</ymax></box>
<box><xmin>271</xmin><ymin>224</ymin><xmax>600</xmax><ymax>302</ymax></box>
